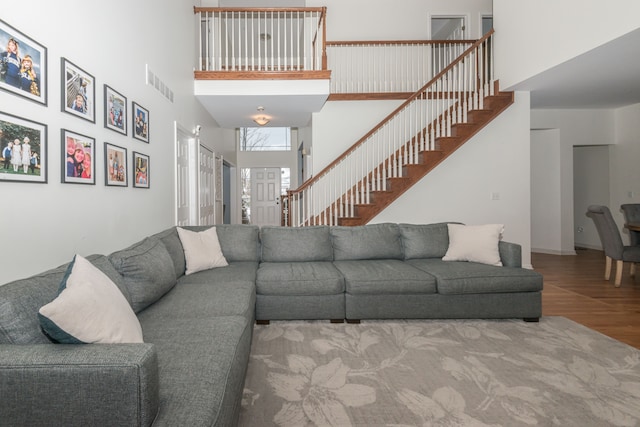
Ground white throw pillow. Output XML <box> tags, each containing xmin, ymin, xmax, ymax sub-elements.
<box><xmin>38</xmin><ymin>255</ymin><xmax>143</xmax><ymax>344</ymax></box>
<box><xmin>442</xmin><ymin>223</ymin><xmax>504</xmax><ymax>266</ymax></box>
<box><xmin>177</xmin><ymin>227</ymin><xmax>228</xmax><ymax>275</ymax></box>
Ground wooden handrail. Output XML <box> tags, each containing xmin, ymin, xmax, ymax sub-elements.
<box><xmin>194</xmin><ymin>7</ymin><xmax>326</xmax><ymax>13</ymax></box>
<box><xmin>326</xmin><ymin>39</ymin><xmax>478</xmax><ymax>46</ymax></box>
<box><xmin>291</xmin><ymin>29</ymin><xmax>494</xmax><ymax>194</ymax></box>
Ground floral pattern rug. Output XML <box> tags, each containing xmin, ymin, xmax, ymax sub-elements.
<box><xmin>238</xmin><ymin>317</ymin><xmax>640</xmax><ymax>427</ymax></box>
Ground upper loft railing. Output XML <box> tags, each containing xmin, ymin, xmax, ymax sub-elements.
<box><xmin>194</xmin><ymin>7</ymin><xmax>327</xmax><ymax>74</ymax></box>
<box><xmin>326</xmin><ymin>39</ymin><xmax>476</xmax><ymax>97</ymax></box>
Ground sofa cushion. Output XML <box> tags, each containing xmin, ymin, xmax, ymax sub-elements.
<box><xmin>261</xmin><ymin>226</ymin><xmax>332</xmax><ymax>262</ymax></box>
<box><xmin>177</xmin><ymin>227</ymin><xmax>228</xmax><ymax>275</ymax></box>
<box><xmin>257</xmin><ymin>262</ymin><xmax>345</xmax><ymax>295</ymax></box>
<box><xmin>331</xmin><ymin>223</ymin><xmax>403</xmax><ymax>260</ymax></box>
<box><xmin>109</xmin><ymin>237</ymin><xmax>176</xmax><ymax>313</ymax></box>
<box><xmin>38</xmin><ymin>255</ymin><xmax>143</xmax><ymax>344</ymax></box>
<box><xmin>333</xmin><ymin>259</ymin><xmax>436</xmax><ymax>295</ymax></box>
<box><xmin>177</xmin><ymin>261</ymin><xmax>258</xmax><ymax>286</ymax></box>
<box><xmin>151</xmin><ymin>228</ymin><xmax>186</xmax><ymax>279</ymax></box>
<box><xmin>407</xmin><ymin>258</ymin><xmax>543</xmax><ymax>295</ymax></box>
<box><xmin>399</xmin><ymin>222</ymin><xmax>454</xmax><ymax>259</ymax></box>
<box><xmin>183</xmin><ymin>225</ymin><xmax>261</xmax><ymax>262</ymax></box>
<box><xmin>138</xmin><ymin>280</ymin><xmax>255</xmax><ymax>322</ymax></box>
<box><xmin>443</xmin><ymin>223</ymin><xmax>504</xmax><ymax>266</ymax></box>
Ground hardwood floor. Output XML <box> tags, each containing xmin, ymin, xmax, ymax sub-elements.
<box><xmin>534</xmin><ymin>248</ymin><xmax>640</xmax><ymax>349</ymax></box>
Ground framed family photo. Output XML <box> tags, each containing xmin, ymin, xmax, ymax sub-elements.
<box><xmin>132</xmin><ymin>101</ymin><xmax>149</xmax><ymax>143</ymax></box>
<box><xmin>0</xmin><ymin>19</ymin><xmax>47</xmax><ymax>105</ymax></box>
<box><xmin>132</xmin><ymin>151</ymin><xmax>149</xmax><ymax>188</ymax></box>
<box><xmin>61</xmin><ymin>58</ymin><xmax>95</xmax><ymax>123</ymax></box>
<box><xmin>105</xmin><ymin>142</ymin><xmax>127</xmax><ymax>187</ymax></box>
<box><xmin>104</xmin><ymin>85</ymin><xmax>127</xmax><ymax>135</ymax></box>
<box><xmin>61</xmin><ymin>129</ymin><xmax>95</xmax><ymax>185</ymax></box>
<box><xmin>0</xmin><ymin>111</ymin><xmax>47</xmax><ymax>183</ymax></box>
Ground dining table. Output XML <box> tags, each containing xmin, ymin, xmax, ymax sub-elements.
<box><xmin>625</xmin><ymin>222</ymin><xmax>640</xmax><ymax>232</ymax></box>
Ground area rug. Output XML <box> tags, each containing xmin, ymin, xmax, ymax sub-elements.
<box><xmin>238</xmin><ymin>317</ymin><xmax>640</xmax><ymax>427</ymax></box>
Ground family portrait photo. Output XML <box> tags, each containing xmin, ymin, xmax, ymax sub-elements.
<box><xmin>0</xmin><ymin>111</ymin><xmax>47</xmax><ymax>183</ymax></box>
<box><xmin>104</xmin><ymin>85</ymin><xmax>127</xmax><ymax>135</ymax></box>
<box><xmin>0</xmin><ymin>19</ymin><xmax>47</xmax><ymax>105</ymax></box>
<box><xmin>61</xmin><ymin>58</ymin><xmax>95</xmax><ymax>122</ymax></box>
<box><xmin>105</xmin><ymin>143</ymin><xmax>127</xmax><ymax>187</ymax></box>
<box><xmin>62</xmin><ymin>129</ymin><xmax>95</xmax><ymax>185</ymax></box>
<box><xmin>133</xmin><ymin>151</ymin><xmax>149</xmax><ymax>188</ymax></box>
<box><xmin>132</xmin><ymin>101</ymin><xmax>149</xmax><ymax>143</ymax></box>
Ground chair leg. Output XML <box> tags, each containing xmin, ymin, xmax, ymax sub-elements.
<box><xmin>631</xmin><ymin>263</ymin><xmax>636</xmax><ymax>277</ymax></box>
<box><xmin>605</xmin><ymin>256</ymin><xmax>612</xmax><ymax>280</ymax></box>
<box><xmin>614</xmin><ymin>260</ymin><xmax>623</xmax><ymax>287</ymax></box>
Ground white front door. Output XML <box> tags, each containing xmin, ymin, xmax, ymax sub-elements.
<box><xmin>250</xmin><ymin>167</ymin><xmax>281</xmax><ymax>226</ymax></box>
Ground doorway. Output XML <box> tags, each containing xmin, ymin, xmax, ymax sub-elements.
<box><xmin>430</xmin><ymin>15</ymin><xmax>467</xmax><ymax>75</ymax></box>
<box><xmin>250</xmin><ymin>167</ymin><xmax>281</xmax><ymax>226</ymax></box>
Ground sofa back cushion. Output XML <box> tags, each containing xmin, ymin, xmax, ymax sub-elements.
<box><xmin>0</xmin><ymin>255</ymin><xmax>125</xmax><ymax>344</ymax></box>
<box><xmin>399</xmin><ymin>222</ymin><xmax>454</xmax><ymax>259</ymax></box>
<box><xmin>182</xmin><ymin>225</ymin><xmax>261</xmax><ymax>262</ymax></box>
<box><xmin>261</xmin><ymin>226</ymin><xmax>332</xmax><ymax>262</ymax></box>
<box><xmin>109</xmin><ymin>238</ymin><xmax>176</xmax><ymax>313</ymax></box>
<box><xmin>150</xmin><ymin>228</ymin><xmax>186</xmax><ymax>279</ymax></box>
<box><xmin>331</xmin><ymin>223</ymin><xmax>403</xmax><ymax>260</ymax></box>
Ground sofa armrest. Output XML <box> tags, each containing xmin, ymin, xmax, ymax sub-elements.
<box><xmin>499</xmin><ymin>241</ymin><xmax>522</xmax><ymax>268</ymax></box>
<box><xmin>0</xmin><ymin>343</ymin><xmax>159</xmax><ymax>427</ymax></box>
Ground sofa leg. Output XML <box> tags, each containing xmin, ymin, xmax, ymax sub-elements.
<box><xmin>330</xmin><ymin>319</ymin><xmax>344</xmax><ymax>323</ymax></box>
<box><xmin>256</xmin><ymin>320</ymin><xmax>270</xmax><ymax>325</ymax></box>
<box><xmin>523</xmin><ymin>317</ymin><xmax>539</xmax><ymax>323</ymax></box>
<box><xmin>346</xmin><ymin>319</ymin><xmax>361</xmax><ymax>324</ymax></box>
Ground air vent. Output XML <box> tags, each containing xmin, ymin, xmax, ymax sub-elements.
<box><xmin>146</xmin><ymin>65</ymin><xmax>174</xmax><ymax>103</ymax></box>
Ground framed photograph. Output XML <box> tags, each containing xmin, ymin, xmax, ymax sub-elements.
<box><xmin>0</xmin><ymin>111</ymin><xmax>47</xmax><ymax>183</ymax></box>
<box><xmin>61</xmin><ymin>58</ymin><xmax>95</xmax><ymax>123</ymax></box>
<box><xmin>132</xmin><ymin>101</ymin><xmax>149</xmax><ymax>143</ymax></box>
<box><xmin>61</xmin><ymin>129</ymin><xmax>95</xmax><ymax>185</ymax></box>
<box><xmin>132</xmin><ymin>151</ymin><xmax>149</xmax><ymax>188</ymax></box>
<box><xmin>105</xmin><ymin>142</ymin><xmax>127</xmax><ymax>187</ymax></box>
<box><xmin>104</xmin><ymin>85</ymin><xmax>127</xmax><ymax>135</ymax></box>
<box><xmin>0</xmin><ymin>19</ymin><xmax>47</xmax><ymax>105</ymax></box>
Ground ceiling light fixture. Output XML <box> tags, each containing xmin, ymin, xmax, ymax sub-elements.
<box><xmin>253</xmin><ymin>106</ymin><xmax>270</xmax><ymax>126</ymax></box>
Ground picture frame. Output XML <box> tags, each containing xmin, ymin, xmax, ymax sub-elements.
<box><xmin>104</xmin><ymin>85</ymin><xmax>127</xmax><ymax>135</ymax></box>
<box><xmin>0</xmin><ymin>111</ymin><xmax>47</xmax><ymax>183</ymax></box>
<box><xmin>132</xmin><ymin>101</ymin><xmax>149</xmax><ymax>143</ymax></box>
<box><xmin>104</xmin><ymin>142</ymin><xmax>128</xmax><ymax>187</ymax></box>
<box><xmin>132</xmin><ymin>151</ymin><xmax>149</xmax><ymax>188</ymax></box>
<box><xmin>0</xmin><ymin>19</ymin><xmax>47</xmax><ymax>105</ymax></box>
<box><xmin>61</xmin><ymin>58</ymin><xmax>95</xmax><ymax>123</ymax></box>
<box><xmin>61</xmin><ymin>129</ymin><xmax>95</xmax><ymax>185</ymax></box>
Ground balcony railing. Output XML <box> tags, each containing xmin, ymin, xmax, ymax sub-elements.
<box><xmin>195</xmin><ymin>7</ymin><xmax>327</xmax><ymax>73</ymax></box>
<box><xmin>326</xmin><ymin>40</ymin><xmax>475</xmax><ymax>96</ymax></box>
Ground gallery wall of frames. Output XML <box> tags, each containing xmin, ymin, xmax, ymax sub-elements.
<box><xmin>0</xmin><ymin>19</ymin><xmax>150</xmax><ymax>189</ymax></box>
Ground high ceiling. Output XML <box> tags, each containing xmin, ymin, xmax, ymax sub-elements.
<box><xmin>510</xmin><ymin>27</ymin><xmax>640</xmax><ymax>109</ymax></box>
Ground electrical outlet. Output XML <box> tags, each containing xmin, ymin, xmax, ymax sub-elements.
<box><xmin>490</xmin><ymin>192</ymin><xmax>500</xmax><ymax>200</ymax></box>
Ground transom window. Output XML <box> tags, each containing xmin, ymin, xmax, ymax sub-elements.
<box><xmin>239</xmin><ymin>127</ymin><xmax>291</xmax><ymax>151</ymax></box>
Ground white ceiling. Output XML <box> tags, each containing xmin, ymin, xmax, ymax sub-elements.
<box><xmin>510</xmin><ymin>27</ymin><xmax>640</xmax><ymax>109</ymax></box>
<box><xmin>194</xmin><ymin>79</ymin><xmax>330</xmax><ymax>128</ymax></box>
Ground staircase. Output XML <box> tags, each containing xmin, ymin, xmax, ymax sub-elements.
<box><xmin>286</xmin><ymin>30</ymin><xmax>513</xmax><ymax>227</ymax></box>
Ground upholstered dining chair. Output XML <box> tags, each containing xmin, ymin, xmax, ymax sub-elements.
<box><xmin>621</xmin><ymin>203</ymin><xmax>640</xmax><ymax>246</ymax></box>
<box><xmin>587</xmin><ymin>205</ymin><xmax>640</xmax><ymax>287</ymax></box>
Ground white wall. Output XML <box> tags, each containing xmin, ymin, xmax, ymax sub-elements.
<box><xmin>0</xmin><ymin>0</ymin><xmax>220</xmax><ymax>284</ymax></box>
<box><xmin>573</xmin><ymin>145</ymin><xmax>610</xmax><ymax>249</ymax></box>
<box><xmin>529</xmin><ymin>108</ymin><xmax>640</xmax><ymax>253</ymax></box>
<box><xmin>530</xmin><ymin>129</ymin><xmax>565</xmax><ymax>254</ymax></box>
<box><xmin>494</xmin><ymin>0</ymin><xmax>640</xmax><ymax>90</ymax></box>
<box><xmin>306</xmin><ymin>0</ymin><xmax>492</xmax><ymax>40</ymax></box>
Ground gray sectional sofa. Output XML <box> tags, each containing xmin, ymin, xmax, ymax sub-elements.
<box><xmin>0</xmin><ymin>222</ymin><xmax>542</xmax><ymax>426</ymax></box>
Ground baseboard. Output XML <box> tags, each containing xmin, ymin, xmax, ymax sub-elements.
<box><xmin>574</xmin><ymin>243</ymin><xmax>603</xmax><ymax>251</ymax></box>
<box><xmin>531</xmin><ymin>248</ymin><xmax>578</xmax><ymax>256</ymax></box>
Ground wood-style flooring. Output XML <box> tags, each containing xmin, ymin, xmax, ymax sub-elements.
<box><xmin>534</xmin><ymin>248</ymin><xmax>640</xmax><ymax>349</ymax></box>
